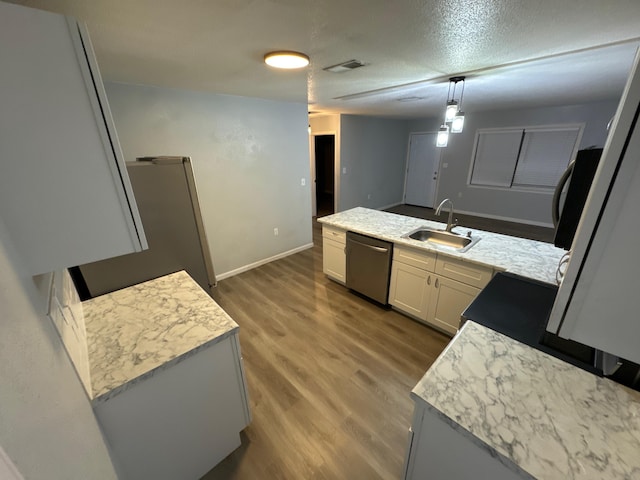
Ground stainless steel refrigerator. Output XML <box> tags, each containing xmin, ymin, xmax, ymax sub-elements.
<box><xmin>76</xmin><ymin>156</ymin><xmax>216</xmax><ymax>298</ymax></box>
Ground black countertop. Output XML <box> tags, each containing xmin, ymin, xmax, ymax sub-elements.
<box><xmin>462</xmin><ymin>272</ymin><xmax>601</xmax><ymax>375</ymax></box>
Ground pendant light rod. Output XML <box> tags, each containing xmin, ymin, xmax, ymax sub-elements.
<box><xmin>458</xmin><ymin>79</ymin><xmax>465</xmax><ymax>108</ymax></box>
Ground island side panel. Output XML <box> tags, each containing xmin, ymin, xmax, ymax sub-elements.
<box><xmin>404</xmin><ymin>403</ymin><xmax>529</xmax><ymax>480</ymax></box>
<box><xmin>93</xmin><ymin>335</ymin><xmax>247</xmax><ymax>480</ymax></box>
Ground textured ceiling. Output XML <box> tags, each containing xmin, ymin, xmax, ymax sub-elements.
<box><xmin>6</xmin><ymin>0</ymin><xmax>640</xmax><ymax>118</ymax></box>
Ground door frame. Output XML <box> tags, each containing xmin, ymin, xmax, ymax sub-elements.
<box><xmin>402</xmin><ymin>131</ymin><xmax>442</xmax><ymax>208</ymax></box>
<box><xmin>310</xmin><ymin>130</ymin><xmax>339</xmax><ymax>216</ymax></box>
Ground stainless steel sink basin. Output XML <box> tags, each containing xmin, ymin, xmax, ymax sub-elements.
<box><xmin>403</xmin><ymin>227</ymin><xmax>480</xmax><ymax>252</ymax></box>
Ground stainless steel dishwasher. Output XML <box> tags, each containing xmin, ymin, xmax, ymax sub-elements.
<box><xmin>346</xmin><ymin>231</ymin><xmax>393</xmax><ymax>304</ymax></box>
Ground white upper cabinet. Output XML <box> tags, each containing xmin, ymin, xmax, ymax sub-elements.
<box><xmin>0</xmin><ymin>3</ymin><xmax>146</xmax><ymax>275</ymax></box>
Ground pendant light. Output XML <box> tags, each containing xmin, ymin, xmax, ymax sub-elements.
<box><xmin>439</xmin><ymin>76</ymin><xmax>466</xmax><ymax>147</ymax></box>
<box><xmin>451</xmin><ymin>112</ymin><xmax>465</xmax><ymax>133</ymax></box>
<box><xmin>445</xmin><ymin>100</ymin><xmax>459</xmax><ymax>122</ymax></box>
<box><xmin>436</xmin><ymin>124</ymin><xmax>449</xmax><ymax>147</ymax></box>
<box><xmin>444</xmin><ymin>77</ymin><xmax>464</xmax><ymax>121</ymax></box>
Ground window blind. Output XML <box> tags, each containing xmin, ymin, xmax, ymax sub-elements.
<box><xmin>470</xmin><ymin>130</ymin><xmax>523</xmax><ymax>187</ymax></box>
<box><xmin>512</xmin><ymin>128</ymin><xmax>580</xmax><ymax>188</ymax></box>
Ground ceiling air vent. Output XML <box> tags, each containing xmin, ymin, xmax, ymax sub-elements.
<box><xmin>323</xmin><ymin>59</ymin><xmax>366</xmax><ymax>73</ymax></box>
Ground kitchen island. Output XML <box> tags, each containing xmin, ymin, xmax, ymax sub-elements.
<box><xmin>83</xmin><ymin>270</ymin><xmax>251</xmax><ymax>480</ymax></box>
<box><xmin>318</xmin><ymin>207</ymin><xmax>565</xmax><ymax>334</ymax></box>
<box><xmin>404</xmin><ymin>320</ymin><xmax>640</xmax><ymax>479</ymax></box>
<box><xmin>318</xmin><ymin>207</ymin><xmax>565</xmax><ymax>284</ymax></box>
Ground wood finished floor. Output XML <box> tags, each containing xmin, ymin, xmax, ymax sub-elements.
<box><xmin>202</xmin><ymin>220</ymin><xmax>450</xmax><ymax>479</ymax></box>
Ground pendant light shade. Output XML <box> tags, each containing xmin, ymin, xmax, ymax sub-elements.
<box><xmin>445</xmin><ymin>100</ymin><xmax>458</xmax><ymax>122</ymax></box>
<box><xmin>436</xmin><ymin>125</ymin><xmax>449</xmax><ymax>147</ymax></box>
<box><xmin>264</xmin><ymin>51</ymin><xmax>310</xmax><ymax>69</ymax></box>
<box><xmin>451</xmin><ymin>112</ymin><xmax>465</xmax><ymax>133</ymax></box>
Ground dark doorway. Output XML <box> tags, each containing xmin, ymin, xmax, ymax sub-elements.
<box><xmin>314</xmin><ymin>134</ymin><xmax>335</xmax><ymax>217</ymax></box>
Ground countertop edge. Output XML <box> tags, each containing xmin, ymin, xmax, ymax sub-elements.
<box><xmin>91</xmin><ymin>326</ymin><xmax>239</xmax><ymax>406</ymax></box>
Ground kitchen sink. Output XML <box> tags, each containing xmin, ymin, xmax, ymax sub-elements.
<box><xmin>404</xmin><ymin>227</ymin><xmax>480</xmax><ymax>252</ymax></box>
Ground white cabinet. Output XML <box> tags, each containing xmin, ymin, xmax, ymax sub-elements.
<box><xmin>94</xmin><ymin>333</ymin><xmax>251</xmax><ymax>480</ymax></box>
<box><xmin>390</xmin><ymin>246</ymin><xmax>492</xmax><ymax>335</ymax></box>
<box><xmin>389</xmin><ymin>247</ymin><xmax>437</xmax><ymax>319</ymax></box>
<box><xmin>322</xmin><ymin>226</ymin><xmax>347</xmax><ymax>283</ymax></box>
<box><xmin>403</xmin><ymin>403</ymin><xmax>521</xmax><ymax>480</ymax></box>
<box><xmin>427</xmin><ymin>275</ymin><xmax>480</xmax><ymax>334</ymax></box>
<box><xmin>0</xmin><ymin>3</ymin><xmax>146</xmax><ymax>275</ymax></box>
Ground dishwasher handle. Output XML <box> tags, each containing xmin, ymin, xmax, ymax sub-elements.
<box><xmin>348</xmin><ymin>238</ymin><xmax>389</xmax><ymax>253</ymax></box>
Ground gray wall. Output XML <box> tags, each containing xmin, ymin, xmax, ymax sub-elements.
<box><xmin>0</xmin><ymin>218</ymin><xmax>117</xmax><ymax>479</ymax></box>
<box><xmin>339</xmin><ymin>115</ymin><xmax>409</xmax><ymax>211</ymax></box>
<box><xmin>408</xmin><ymin>100</ymin><xmax>619</xmax><ymax>225</ymax></box>
<box><xmin>105</xmin><ymin>82</ymin><xmax>312</xmax><ymax>278</ymax></box>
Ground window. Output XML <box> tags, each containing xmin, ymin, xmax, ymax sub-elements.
<box><xmin>469</xmin><ymin>125</ymin><xmax>582</xmax><ymax>190</ymax></box>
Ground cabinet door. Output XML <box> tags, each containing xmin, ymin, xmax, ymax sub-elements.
<box><xmin>323</xmin><ymin>238</ymin><xmax>346</xmax><ymax>283</ymax></box>
<box><xmin>389</xmin><ymin>261</ymin><xmax>431</xmax><ymax>320</ymax></box>
<box><xmin>427</xmin><ymin>276</ymin><xmax>480</xmax><ymax>335</ymax></box>
<box><xmin>0</xmin><ymin>3</ymin><xmax>146</xmax><ymax>275</ymax></box>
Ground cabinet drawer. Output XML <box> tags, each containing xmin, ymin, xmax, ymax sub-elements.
<box><xmin>322</xmin><ymin>225</ymin><xmax>346</xmax><ymax>244</ymax></box>
<box><xmin>435</xmin><ymin>256</ymin><xmax>492</xmax><ymax>289</ymax></box>
<box><xmin>394</xmin><ymin>246</ymin><xmax>437</xmax><ymax>271</ymax></box>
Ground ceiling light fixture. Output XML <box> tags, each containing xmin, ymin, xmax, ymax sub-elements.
<box><xmin>438</xmin><ymin>76</ymin><xmax>466</xmax><ymax>147</ymax></box>
<box><xmin>264</xmin><ymin>51</ymin><xmax>309</xmax><ymax>69</ymax></box>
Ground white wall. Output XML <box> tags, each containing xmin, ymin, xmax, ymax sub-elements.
<box><xmin>104</xmin><ymin>82</ymin><xmax>312</xmax><ymax>278</ymax></box>
<box><xmin>0</xmin><ymin>218</ymin><xmax>117</xmax><ymax>479</ymax></box>
<box><xmin>338</xmin><ymin>115</ymin><xmax>409</xmax><ymax>211</ymax></box>
<box><xmin>407</xmin><ymin>100</ymin><xmax>620</xmax><ymax>225</ymax></box>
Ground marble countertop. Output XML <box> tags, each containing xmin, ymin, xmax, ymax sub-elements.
<box><xmin>83</xmin><ymin>270</ymin><xmax>238</xmax><ymax>404</ymax></box>
<box><xmin>318</xmin><ymin>207</ymin><xmax>566</xmax><ymax>284</ymax></box>
<box><xmin>413</xmin><ymin>321</ymin><xmax>640</xmax><ymax>479</ymax></box>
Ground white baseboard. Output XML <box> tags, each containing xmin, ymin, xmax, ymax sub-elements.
<box><xmin>377</xmin><ymin>201</ymin><xmax>403</xmax><ymax>211</ymax></box>
<box><xmin>453</xmin><ymin>208</ymin><xmax>554</xmax><ymax>228</ymax></box>
<box><xmin>216</xmin><ymin>243</ymin><xmax>314</xmax><ymax>281</ymax></box>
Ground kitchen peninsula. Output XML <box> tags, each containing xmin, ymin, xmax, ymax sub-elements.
<box><xmin>83</xmin><ymin>271</ymin><xmax>251</xmax><ymax>480</ymax></box>
<box><xmin>318</xmin><ymin>207</ymin><xmax>565</xmax><ymax>334</ymax></box>
<box><xmin>319</xmin><ymin>207</ymin><xmax>565</xmax><ymax>284</ymax></box>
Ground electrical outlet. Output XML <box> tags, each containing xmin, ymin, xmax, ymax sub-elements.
<box><xmin>343</xmin><ymin>167</ymin><xmax>347</xmax><ymax>174</ymax></box>
<box><xmin>458</xmin><ymin>192</ymin><xmax>463</xmax><ymax>198</ymax></box>
<box><xmin>367</xmin><ymin>194</ymin><xmax>371</xmax><ymax>200</ymax></box>
<box><xmin>274</xmin><ymin>227</ymin><xmax>279</xmax><ymax>236</ymax></box>
<box><xmin>301</xmin><ymin>178</ymin><xmax>306</xmax><ymax>186</ymax></box>
<box><xmin>442</xmin><ymin>162</ymin><xmax>449</xmax><ymax>168</ymax></box>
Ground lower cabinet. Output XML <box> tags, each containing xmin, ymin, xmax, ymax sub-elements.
<box><xmin>93</xmin><ymin>334</ymin><xmax>251</xmax><ymax>480</ymax></box>
<box><xmin>322</xmin><ymin>226</ymin><xmax>347</xmax><ymax>283</ymax></box>
<box><xmin>388</xmin><ymin>262</ymin><xmax>431</xmax><ymax>319</ymax></box>
<box><xmin>403</xmin><ymin>403</ymin><xmax>521</xmax><ymax>480</ymax></box>
<box><xmin>427</xmin><ymin>276</ymin><xmax>480</xmax><ymax>335</ymax></box>
<box><xmin>389</xmin><ymin>246</ymin><xmax>491</xmax><ymax>335</ymax></box>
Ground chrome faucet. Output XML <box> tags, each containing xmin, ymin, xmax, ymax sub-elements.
<box><xmin>435</xmin><ymin>198</ymin><xmax>457</xmax><ymax>232</ymax></box>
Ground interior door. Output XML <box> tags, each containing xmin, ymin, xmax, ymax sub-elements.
<box><xmin>404</xmin><ymin>133</ymin><xmax>440</xmax><ymax>208</ymax></box>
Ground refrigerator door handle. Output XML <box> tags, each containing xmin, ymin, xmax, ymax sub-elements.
<box><xmin>552</xmin><ymin>160</ymin><xmax>575</xmax><ymax>227</ymax></box>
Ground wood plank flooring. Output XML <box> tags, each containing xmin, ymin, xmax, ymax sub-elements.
<box><xmin>202</xmin><ymin>220</ymin><xmax>450</xmax><ymax>479</ymax></box>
